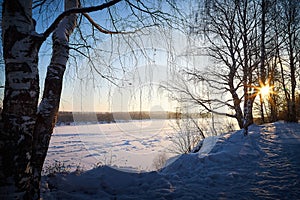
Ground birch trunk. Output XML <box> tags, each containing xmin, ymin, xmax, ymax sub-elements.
<box><xmin>287</xmin><ymin>30</ymin><xmax>297</xmax><ymax>122</ymax></box>
<box><xmin>259</xmin><ymin>0</ymin><xmax>267</xmax><ymax>123</ymax></box>
<box><xmin>0</xmin><ymin>1</ymin><xmax>43</xmax><ymax>199</ymax></box>
<box><xmin>0</xmin><ymin>0</ymin><xmax>78</xmax><ymax>199</ymax></box>
<box><xmin>229</xmin><ymin>77</ymin><xmax>243</xmax><ymax>129</ymax></box>
<box><xmin>31</xmin><ymin>0</ymin><xmax>79</xmax><ymax>198</ymax></box>
<box><xmin>243</xmin><ymin>93</ymin><xmax>255</xmax><ymax>135</ymax></box>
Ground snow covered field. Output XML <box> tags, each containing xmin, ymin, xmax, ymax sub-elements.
<box><xmin>44</xmin><ymin>120</ymin><xmax>176</xmax><ymax>172</ymax></box>
<box><xmin>42</xmin><ymin>121</ymin><xmax>300</xmax><ymax>199</ymax></box>
<box><xmin>45</xmin><ymin>118</ymin><xmax>236</xmax><ymax>172</ymax></box>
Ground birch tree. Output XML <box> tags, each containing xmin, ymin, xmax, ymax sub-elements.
<box><xmin>173</xmin><ymin>0</ymin><xmax>260</xmax><ymax>131</ymax></box>
<box><xmin>0</xmin><ymin>0</ymin><xmax>180</xmax><ymax>199</ymax></box>
<box><xmin>280</xmin><ymin>0</ymin><xmax>300</xmax><ymax>122</ymax></box>
<box><xmin>166</xmin><ymin>0</ymin><xmax>299</xmax><ymax>133</ymax></box>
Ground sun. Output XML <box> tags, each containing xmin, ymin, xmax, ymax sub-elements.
<box><xmin>259</xmin><ymin>84</ymin><xmax>271</xmax><ymax>99</ymax></box>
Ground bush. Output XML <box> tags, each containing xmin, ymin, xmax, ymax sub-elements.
<box><xmin>43</xmin><ymin>160</ymin><xmax>71</xmax><ymax>176</ymax></box>
<box><xmin>168</xmin><ymin>117</ymin><xmax>205</xmax><ymax>154</ymax></box>
<box><xmin>152</xmin><ymin>152</ymin><xmax>168</xmax><ymax>171</ymax></box>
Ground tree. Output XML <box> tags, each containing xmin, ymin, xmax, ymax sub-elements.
<box><xmin>280</xmin><ymin>0</ymin><xmax>300</xmax><ymax>122</ymax></box>
<box><xmin>0</xmin><ymin>0</ymin><xmax>181</xmax><ymax>198</ymax></box>
<box><xmin>165</xmin><ymin>0</ymin><xmax>261</xmax><ymax>132</ymax></box>
<box><xmin>265</xmin><ymin>0</ymin><xmax>300</xmax><ymax>122</ymax></box>
<box><xmin>165</xmin><ymin>0</ymin><xmax>299</xmax><ymax>133</ymax></box>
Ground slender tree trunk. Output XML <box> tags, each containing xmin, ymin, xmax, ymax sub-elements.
<box><xmin>269</xmin><ymin>93</ymin><xmax>278</xmax><ymax>122</ymax></box>
<box><xmin>238</xmin><ymin>0</ymin><xmax>255</xmax><ymax>134</ymax></box>
<box><xmin>243</xmin><ymin>92</ymin><xmax>255</xmax><ymax>135</ymax></box>
<box><xmin>259</xmin><ymin>0</ymin><xmax>267</xmax><ymax>123</ymax></box>
<box><xmin>31</xmin><ymin>0</ymin><xmax>79</xmax><ymax>198</ymax></box>
<box><xmin>269</xmin><ymin>57</ymin><xmax>278</xmax><ymax>122</ymax></box>
<box><xmin>229</xmin><ymin>81</ymin><xmax>243</xmax><ymax>129</ymax></box>
<box><xmin>285</xmin><ymin>0</ymin><xmax>297</xmax><ymax>122</ymax></box>
<box><xmin>288</xmin><ymin>28</ymin><xmax>297</xmax><ymax>122</ymax></box>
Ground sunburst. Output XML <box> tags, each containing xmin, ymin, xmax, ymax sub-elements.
<box><xmin>260</xmin><ymin>85</ymin><xmax>271</xmax><ymax>98</ymax></box>
<box><xmin>257</xmin><ymin>80</ymin><xmax>274</xmax><ymax>100</ymax></box>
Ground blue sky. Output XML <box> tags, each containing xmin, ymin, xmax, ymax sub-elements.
<box><xmin>1</xmin><ymin>0</ymin><xmax>209</xmax><ymax>113</ymax></box>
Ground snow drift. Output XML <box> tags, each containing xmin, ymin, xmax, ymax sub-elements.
<box><xmin>42</xmin><ymin>121</ymin><xmax>300</xmax><ymax>199</ymax></box>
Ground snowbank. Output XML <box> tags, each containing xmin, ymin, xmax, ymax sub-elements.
<box><xmin>42</xmin><ymin>122</ymin><xmax>300</xmax><ymax>199</ymax></box>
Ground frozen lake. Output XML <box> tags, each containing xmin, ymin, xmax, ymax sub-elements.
<box><xmin>44</xmin><ymin>118</ymin><xmax>238</xmax><ymax>172</ymax></box>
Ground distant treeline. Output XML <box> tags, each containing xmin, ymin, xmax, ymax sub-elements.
<box><xmin>56</xmin><ymin>111</ymin><xmax>210</xmax><ymax>125</ymax></box>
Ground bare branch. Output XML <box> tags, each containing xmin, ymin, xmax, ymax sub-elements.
<box><xmin>82</xmin><ymin>13</ymin><xmax>131</xmax><ymax>35</ymax></box>
<box><xmin>33</xmin><ymin>0</ymin><xmax>48</xmax><ymax>9</ymax></box>
<box><xmin>43</xmin><ymin>0</ymin><xmax>122</xmax><ymax>39</ymax></box>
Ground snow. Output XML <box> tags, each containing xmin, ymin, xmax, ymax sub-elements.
<box><xmin>197</xmin><ymin>135</ymin><xmax>220</xmax><ymax>158</ymax></box>
<box><xmin>44</xmin><ymin>120</ymin><xmax>177</xmax><ymax>172</ymax></box>
<box><xmin>45</xmin><ymin>118</ymin><xmax>236</xmax><ymax>172</ymax></box>
<box><xmin>42</xmin><ymin>121</ymin><xmax>300</xmax><ymax>199</ymax></box>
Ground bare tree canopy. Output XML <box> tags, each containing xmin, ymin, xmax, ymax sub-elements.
<box><xmin>163</xmin><ymin>0</ymin><xmax>299</xmax><ymax>133</ymax></box>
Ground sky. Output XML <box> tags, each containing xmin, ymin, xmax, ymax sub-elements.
<box><xmin>31</xmin><ymin>1</ymin><xmax>186</xmax><ymax>113</ymax></box>
<box><xmin>31</xmin><ymin>0</ymin><xmax>210</xmax><ymax>113</ymax></box>
<box><xmin>0</xmin><ymin>0</ymin><xmax>212</xmax><ymax>113</ymax></box>
<box><xmin>57</xmin><ymin>28</ymin><xmax>211</xmax><ymax>113</ymax></box>
<box><xmin>2</xmin><ymin>1</ymin><xmax>298</xmax><ymax>115</ymax></box>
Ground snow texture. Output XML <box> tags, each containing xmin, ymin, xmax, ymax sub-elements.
<box><xmin>42</xmin><ymin>121</ymin><xmax>300</xmax><ymax>199</ymax></box>
<box><xmin>44</xmin><ymin>120</ymin><xmax>177</xmax><ymax>172</ymax></box>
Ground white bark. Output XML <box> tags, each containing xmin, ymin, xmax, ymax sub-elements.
<box><xmin>0</xmin><ymin>1</ymin><xmax>42</xmax><ymax>199</ymax></box>
<box><xmin>31</xmin><ymin>0</ymin><xmax>79</xmax><ymax>198</ymax></box>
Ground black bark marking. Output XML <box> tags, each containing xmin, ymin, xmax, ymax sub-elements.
<box><xmin>3</xmin><ymin>26</ymin><xmax>27</xmax><ymax>59</ymax></box>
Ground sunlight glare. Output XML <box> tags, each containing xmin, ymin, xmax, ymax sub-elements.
<box><xmin>259</xmin><ymin>85</ymin><xmax>270</xmax><ymax>99</ymax></box>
